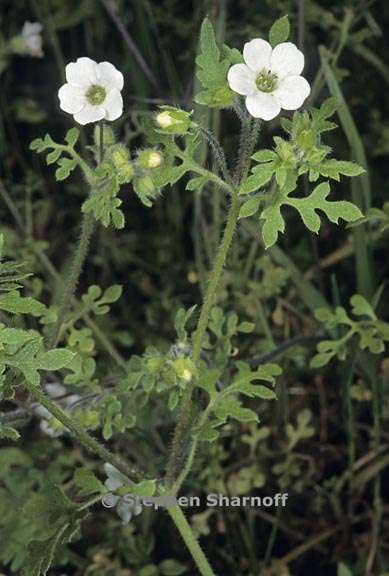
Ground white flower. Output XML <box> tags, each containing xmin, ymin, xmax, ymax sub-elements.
<box><xmin>21</xmin><ymin>21</ymin><xmax>44</xmax><ymax>58</ymax></box>
<box><xmin>58</xmin><ymin>57</ymin><xmax>124</xmax><ymax>125</ymax></box>
<box><xmin>227</xmin><ymin>39</ymin><xmax>310</xmax><ymax>121</ymax></box>
<box><xmin>102</xmin><ymin>463</ymin><xmax>142</xmax><ymax>524</ymax></box>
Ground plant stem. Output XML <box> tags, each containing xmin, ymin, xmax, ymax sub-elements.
<box><xmin>22</xmin><ymin>377</ymin><xmax>143</xmax><ymax>481</ymax></box>
<box><xmin>167</xmin><ymin>505</ymin><xmax>216</xmax><ymax>576</ymax></box>
<box><xmin>47</xmin><ymin>133</ymin><xmax>102</xmax><ymax>348</ymax></box>
<box><xmin>166</xmin><ymin>190</ymin><xmax>240</xmax><ymax>486</ymax></box>
<box><xmin>48</xmin><ymin>212</ymin><xmax>95</xmax><ymax>348</ymax></box>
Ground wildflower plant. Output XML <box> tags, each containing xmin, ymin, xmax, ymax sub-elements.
<box><xmin>0</xmin><ymin>14</ymin><xmax>372</xmax><ymax>576</ymax></box>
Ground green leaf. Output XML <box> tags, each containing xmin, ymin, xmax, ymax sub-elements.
<box><xmin>65</xmin><ymin>127</ymin><xmax>79</xmax><ymax>147</ymax></box>
<box><xmin>36</xmin><ymin>349</ymin><xmax>75</xmax><ymax>371</ymax></box>
<box><xmin>238</xmin><ymin>196</ymin><xmax>262</xmax><ymax>219</ymax></box>
<box><xmin>119</xmin><ymin>479</ymin><xmax>156</xmax><ymax>497</ymax></box>
<box><xmin>261</xmin><ymin>178</ymin><xmax>363</xmax><ymax>248</ymax></box>
<box><xmin>195</xmin><ymin>18</ymin><xmax>235</xmax><ymax>108</ymax></box>
<box><xmin>159</xmin><ymin>559</ymin><xmax>187</xmax><ymax>575</ymax></box>
<box><xmin>251</xmin><ymin>150</ymin><xmax>277</xmax><ymax>163</ymax></box>
<box><xmin>350</xmin><ymin>294</ymin><xmax>376</xmax><ymax>320</ymax></box>
<box><xmin>0</xmin><ymin>423</ymin><xmax>20</xmax><ymax>441</ymax></box>
<box><xmin>55</xmin><ymin>157</ymin><xmax>77</xmax><ymax>181</ymax></box>
<box><xmin>214</xmin><ymin>399</ymin><xmax>258</xmax><ymax>423</ymax></box>
<box><xmin>269</xmin><ymin>15</ymin><xmax>290</xmax><ymax>47</ymax></box>
<box><xmin>46</xmin><ymin>149</ymin><xmax>62</xmax><ymax>165</ymax></box>
<box><xmin>0</xmin><ymin>291</ymin><xmax>46</xmax><ymax>316</ymax></box>
<box><xmin>288</xmin><ymin>182</ymin><xmax>364</xmax><ymax>233</ymax></box>
<box><xmin>29</xmin><ymin>133</ymin><xmax>55</xmax><ymax>153</ymax></box>
<box><xmin>0</xmin><ymin>327</ymin><xmax>36</xmax><ymax>347</ymax></box>
<box><xmin>317</xmin><ymin>159</ymin><xmax>365</xmax><ymax>181</ymax></box>
<box><xmin>239</xmin><ymin>163</ymin><xmax>275</xmax><ymax>194</ymax></box>
<box><xmin>319</xmin><ymin>97</ymin><xmax>338</xmax><ymax>119</ymax></box>
<box><xmin>73</xmin><ymin>467</ymin><xmax>106</xmax><ymax>497</ymax></box>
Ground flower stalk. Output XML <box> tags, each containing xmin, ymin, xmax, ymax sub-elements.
<box><xmin>22</xmin><ymin>377</ymin><xmax>143</xmax><ymax>481</ymax></box>
<box><xmin>166</xmin><ymin>505</ymin><xmax>216</xmax><ymax>576</ymax></box>
<box><xmin>165</xmin><ymin>188</ymin><xmax>241</xmax><ymax>486</ymax></box>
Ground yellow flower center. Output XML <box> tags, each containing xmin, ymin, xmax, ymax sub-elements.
<box><xmin>86</xmin><ymin>84</ymin><xmax>106</xmax><ymax>106</ymax></box>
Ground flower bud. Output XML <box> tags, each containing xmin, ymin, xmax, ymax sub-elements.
<box><xmin>110</xmin><ymin>145</ymin><xmax>134</xmax><ymax>183</ymax></box>
<box><xmin>172</xmin><ymin>358</ymin><xmax>195</xmax><ymax>383</ymax></box>
<box><xmin>138</xmin><ymin>149</ymin><xmax>163</xmax><ymax>170</ymax></box>
<box><xmin>155</xmin><ymin>107</ymin><xmax>192</xmax><ymax>135</ymax></box>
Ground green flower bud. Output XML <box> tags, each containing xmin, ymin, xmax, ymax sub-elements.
<box><xmin>110</xmin><ymin>145</ymin><xmax>134</xmax><ymax>183</ymax></box>
<box><xmin>155</xmin><ymin>107</ymin><xmax>192</xmax><ymax>135</ymax></box>
<box><xmin>172</xmin><ymin>358</ymin><xmax>196</xmax><ymax>383</ymax></box>
<box><xmin>138</xmin><ymin>149</ymin><xmax>163</xmax><ymax>170</ymax></box>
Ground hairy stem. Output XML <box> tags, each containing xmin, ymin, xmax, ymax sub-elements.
<box><xmin>47</xmin><ymin>212</ymin><xmax>95</xmax><ymax>348</ymax></box>
<box><xmin>47</xmin><ymin>130</ymin><xmax>104</xmax><ymax>348</ymax></box>
<box><xmin>167</xmin><ymin>505</ymin><xmax>216</xmax><ymax>576</ymax></box>
<box><xmin>199</xmin><ymin>127</ymin><xmax>233</xmax><ymax>185</ymax></box>
<box><xmin>22</xmin><ymin>377</ymin><xmax>144</xmax><ymax>481</ymax></box>
<box><xmin>166</xmin><ymin>114</ymin><xmax>260</xmax><ymax>488</ymax></box>
<box><xmin>166</xmin><ymin>190</ymin><xmax>240</xmax><ymax>486</ymax></box>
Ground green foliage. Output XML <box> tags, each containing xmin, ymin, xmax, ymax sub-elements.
<box><xmin>73</xmin><ymin>467</ymin><xmax>106</xmax><ymax>497</ymax></box>
<box><xmin>0</xmin><ymin>290</ymin><xmax>46</xmax><ymax>316</ymax></box>
<box><xmin>272</xmin><ymin>409</ymin><xmax>315</xmax><ymax>492</ymax></box>
<box><xmin>0</xmin><ymin>451</ymin><xmax>84</xmax><ymax>576</ymax></box>
<box><xmin>195</xmin><ymin>18</ymin><xmax>236</xmax><ymax>108</ymax></box>
<box><xmin>239</xmin><ymin>99</ymin><xmax>364</xmax><ymax>246</ymax></box>
<box><xmin>82</xmin><ymin>162</ymin><xmax>125</xmax><ymax>229</ymax></box>
<box><xmin>0</xmin><ymin>330</ymin><xmax>74</xmax><ymax>388</ymax></box>
<box><xmin>81</xmin><ymin>284</ymin><xmax>123</xmax><ymax>316</ymax></box>
<box><xmin>261</xmin><ymin>178</ymin><xmax>362</xmax><ymax>249</ymax></box>
<box><xmin>0</xmin><ymin>243</ymin><xmax>31</xmax><ymax>292</ymax></box>
<box><xmin>311</xmin><ymin>295</ymin><xmax>389</xmax><ymax>367</ymax></box>
<box><xmin>269</xmin><ymin>15</ymin><xmax>290</xmax><ymax>47</ymax></box>
<box><xmin>195</xmin><ymin>360</ymin><xmax>281</xmax><ymax>442</ymax></box>
<box><xmin>348</xmin><ymin>201</ymin><xmax>389</xmax><ymax>235</ymax></box>
<box><xmin>30</xmin><ymin>129</ymin><xmax>80</xmax><ymax>182</ymax></box>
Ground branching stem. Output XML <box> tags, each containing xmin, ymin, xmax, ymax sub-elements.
<box><xmin>22</xmin><ymin>377</ymin><xmax>144</xmax><ymax>481</ymax></box>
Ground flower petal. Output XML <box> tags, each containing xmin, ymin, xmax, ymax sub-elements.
<box><xmin>102</xmin><ymin>493</ymin><xmax>120</xmax><ymax>508</ymax></box>
<box><xmin>58</xmin><ymin>83</ymin><xmax>85</xmax><ymax>114</ymax></box>
<box><xmin>243</xmin><ymin>38</ymin><xmax>272</xmax><ymax>72</ymax></box>
<box><xmin>102</xmin><ymin>88</ymin><xmax>123</xmax><ymax>121</ymax></box>
<box><xmin>97</xmin><ymin>62</ymin><xmax>124</xmax><ymax>91</ymax></box>
<box><xmin>274</xmin><ymin>75</ymin><xmax>310</xmax><ymax>110</ymax></box>
<box><xmin>117</xmin><ymin>500</ymin><xmax>133</xmax><ymax>524</ymax></box>
<box><xmin>270</xmin><ymin>42</ymin><xmax>304</xmax><ymax>79</ymax></box>
<box><xmin>73</xmin><ymin>103</ymin><xmax>105</xmax><ymax>125</ymax></box>
<box><xmin>227</xmin><ymin>64</ymin><xmax>256</xmax><ymax>96</ymax></box>
<box><xmin>66</xmin><ymin>57</ymin><xmax>98</xmax><ymax>87</ymax></box>
<box><xmin>245</xmin><ymin>92</ymin><xmax>281</xmax><ymax>120</ymax></box>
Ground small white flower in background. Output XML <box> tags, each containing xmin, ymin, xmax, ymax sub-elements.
<box><xmin>102</xmin><ymin>463</ymin><xmax>142</xmax><ymax>524</ymax></box>
<box><xmin>228</xmin><ymin>39</ymin><xmax>310</xmax><ymax>121</ymax></box>
<box><xmin>58</xmin><ymin>57</ymin><xmax>124</xmax><ymax>125</ymax></box>
<box><xmin>21</xmin><ymin>21</ymin><xmax>44</xmax><ymax>58</ymax></box>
